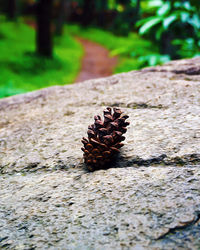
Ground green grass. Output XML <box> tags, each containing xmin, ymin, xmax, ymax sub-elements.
<box><xmin>0</xmin><ymin>18</ymin><xmax>162</xmax><ymax>99</ymax></box>
<box><xmin>67</xmin><ymin>24</ymin><xmax>158</xmax><ymax>73</ymax></box>
<box><xmin>0</xmin><ymin>17</ymin><xmax>83</xmax><ymax>98</ymax></box>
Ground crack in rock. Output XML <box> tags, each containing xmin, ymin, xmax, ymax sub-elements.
<box><xmin>173</xmin><ymin>67</ymin><xmax>200</xmax><ymax>75</ymax></box>
<box><xmin>118</xmin><ymin>153</ymin><xmax>200</xmax><ymax>168</ymax></box>
<box><xmin>141</xmin><ymin>67</ymin><xmax>200</xmax><ymax>76</ymax></box>
<box><xmin>156</xmin><ymin>212</ymin><xmax>200</xmax><ymax>240</ymax></box>
<box><xmin>1</xmin><ymin>153</ymin><xmax>199</xmax><ymax>175</ymax></box>
<box><xmin>119</xmin><ymin>154</ymin><xmax>167</xmax><ymax>167</ymax></box>
<box><xmin>101</xmin><ymin>102</ymin><xmax>165</xmax><ymax>109</ymax></box>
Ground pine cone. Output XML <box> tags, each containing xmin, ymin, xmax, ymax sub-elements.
<box><xmin>81</xmin><ymin>107</ymin><xmax>129</xmax><ymax>171</ymax></box>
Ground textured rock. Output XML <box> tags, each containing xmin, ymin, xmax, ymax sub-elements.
<box><xmin>0</xmin><ymin>58</ymin><xmax>200</xmax><ymax>249</ymax></box>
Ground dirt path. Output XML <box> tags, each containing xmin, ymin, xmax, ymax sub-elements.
<box><xmin>25</xmin><ymin>20</ymin><xmax>118</xmax><ymax>82</ymax></box>
<box><xmin>75</xmin><ymin>37</ymin><xmax>118</xmax><ymax>82</ymax></box>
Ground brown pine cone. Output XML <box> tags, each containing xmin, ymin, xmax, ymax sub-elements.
<box><xmin>81</xmin><ymin>107</ymin><xmax>129</xmax><ymax>171</ymax></box>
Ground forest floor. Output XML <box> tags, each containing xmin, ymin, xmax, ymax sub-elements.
<box><xmin>75</xmin><ymin>37</ymin><xmax>118</xmax><ymax>82</ymax></box>
<box><xmin>27</xmin><ymin>20</ymin><xmax>118</xmax><ymax>83</ymax></box>
<box><xmin>0</xmin><ymin>18</ymin><xmax>156</xmax><ymax>98</ymax></box>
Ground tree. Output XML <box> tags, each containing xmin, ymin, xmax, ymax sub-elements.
<box><xmin>135</xmin><ymin>0</ymin><xmax>141</xmax><ymax>19</ymax></box>
<box><xmin>7</xmin><ymin>0</ymin><xmax>17</xmax><ymax>20</ymax></box>
<box><xmin>55</xmin><ymin>0</ymin><xmax>70</xmax><ymax>36</ymax></box>
<box><xmin>82</xmin><ymin>0</ymin><xmax>95</xmax><ymax>26</ymax></box>
<box><xmin>96</xmin><ymin>0</ymin><xmax>107</xmax><ymax>27</ymax></box>
<box><xmin>36</xmin><ymin>0</ymin><xmax>53</xmax><ymax>57</ymax></box>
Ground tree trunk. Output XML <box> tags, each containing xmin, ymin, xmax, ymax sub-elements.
<box><xmin>7</xmin><ymin>0</ymin><xmax>17</xmax><ymax>20</ymax></box>
<box><xmin>36</xmin><ymin>0</ymin><xmax>53</xmax><ymax>57</ymax></box>
<box><xmin>135</xmin><ymin>0</ymin><xmax>141</xmax><ymax>19</ymax></box>
<box><xmin>55</xmin><ymin>0</ymin><xmax>70</xmax><ymax>36</ymax></box>
<box><xmin>97</xmin><ymin>0</ymin><xmax>107</xmax><ymax>27</ymax></box>
<box><xmin>82</xmin><ymin>0</ymin><xmax>95</xmax><ymax>26</ymax></box>
<box><xmin>160</xmin><ymin>31</ymin><xmax>178</xmax><ymax>59</ymax></box>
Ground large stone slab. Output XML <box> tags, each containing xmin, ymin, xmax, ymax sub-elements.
<box><xmin>0</xmin><ymin>58</ymin><xmax>200</xmax><ymax>249</ymax></box>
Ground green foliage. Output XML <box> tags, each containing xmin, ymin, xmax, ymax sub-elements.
<box><xmin>70</xmin><ymin>0</ymin><xmax>140</xmax><ymax>35</ymax></box>
<box><xmin>0</xmin><ymin>82</ymin><xmax>26</xmax><ymax>98</ymax></box>
<box><xmin>0</xmin><ymin>19</ymin><xmax>83</xmax><ymax>98</ymax></box>
<box><xmin>172</xmin><ymin>38</ymin><xmax>200</xmax><ymax>58</ymax></box>
<box><xmin>137</xmin><ymin>0</ymin><xmax>200</xmax><ymax>58</ymax></box>
<box><xmin>138</xmin><ymin>54</ymin><xmax>170</xmax><ymax>67</ymax></box>
<box><xmin>138</xmin><ymin>1</ymin><xmax>200</xmax><ymax>37</ymax></box>
<box><xmin>67</xmin><ymin>24</ymin><xmax>157</xmax><ymax>73</ymax></box>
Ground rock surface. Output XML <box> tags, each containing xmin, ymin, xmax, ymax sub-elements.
<box><xmin>0</xmin><ymin>58</ymin><xmax>200</xmax><ymax>249</ymax></box>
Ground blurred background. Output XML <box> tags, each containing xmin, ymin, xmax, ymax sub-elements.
<box><xmin>0</xmin><ymin>0</ymin><xmax>199</xmax><ymax>98</ymax></box>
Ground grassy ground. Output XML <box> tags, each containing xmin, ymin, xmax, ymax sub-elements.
<box><xmin>0</xmin><ymin>17</ymin><xmax>83</xmax><ymax>98</ymax></box>
<box><xmin>0</xmin><ymin>18</ymin><xmax>158</xmax><ymax>99</ymax></box>
<box><xmin>67</xmin><ymin>24</ymin><xmax>158</xmax><ymax>73</ymax></box>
